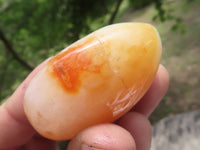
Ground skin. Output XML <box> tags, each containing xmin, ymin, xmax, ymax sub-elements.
<box><xmin>0</xmin><ymin>61</ymin><xmax>169</xmax><ymax>150</ymax></box>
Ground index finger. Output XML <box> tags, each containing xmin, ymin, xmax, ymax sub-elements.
<box><xmin>133</xmin><ymin>64</ymin><xmax>169</xmax><ymax>117</ymax></box>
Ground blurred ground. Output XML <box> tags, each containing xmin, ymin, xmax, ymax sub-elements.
<box><xmin>151</xmin><ymin>109</ymin><xmax>200</xmax><ymax>150</ymax></box>
<box><xmin>120</xmin><ymin>0</ymin><xmax>200</xmax><ymax>123</ymax></box>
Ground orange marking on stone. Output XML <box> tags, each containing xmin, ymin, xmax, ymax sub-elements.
<box><xmin>47</xmin><ymin>37</ymin><xmax>102</xmax><ymax>93</ymax></box>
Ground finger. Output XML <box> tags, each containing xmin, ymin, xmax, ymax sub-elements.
<box><xmin>13</xmin><ymin>135</ymin><xmax>57</xmax><ymax>150</ymax></box>
<box><xmin>0</xmin><ymin>60</ymin><xmax>49</xmax><ymax>149</ymax></box>
<box><xmin>133</xmin><ymin>64</ymin><xmax>169</xmax><ymax>117</ymax></box>
<box><xmin>67</xmin><ymin>123</ymin><xmax>136</xmax><ymax>150</ymax></box>
<box><xmin>118</xmin><ymin>112</ymin><xmax>152</xmax><ymax>150</ymax></box>
<box><xmin>24</xmin><ymin>134</ymin><xmax>57</xmax><ymax>150</ymax></box>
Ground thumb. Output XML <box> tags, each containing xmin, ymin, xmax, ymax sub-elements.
<box><xmin>0</xmin><ymin>59</ymin><xmax>48</xmax><ymax>149</ymax></box>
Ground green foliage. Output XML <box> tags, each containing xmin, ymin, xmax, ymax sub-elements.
<box><xmin>0</xmin><ymin>0</ymin><xmax>183</xmax><ymax>102</ymax></box>
<box><xmin>153</xmin><ymin>0</ymin><xmax>186</xmax><ymax>34</ymax></box>
<box><xmin>129</xmin><ymin>0</ymin><xmax>154</xmax><ymax>9</ymax></box>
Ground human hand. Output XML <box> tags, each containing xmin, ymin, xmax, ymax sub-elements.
<box><xmin>0</xmin><ymin>61</ymin><xmax>169</xmax><ymax>150</ymax></box>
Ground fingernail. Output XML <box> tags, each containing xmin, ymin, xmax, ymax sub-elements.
<box><xmin>81</xmin><ymin>144</ymin><xmax>104</xmax><ymax>150</ymax></box>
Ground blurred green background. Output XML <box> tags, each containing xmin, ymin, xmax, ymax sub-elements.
<box><xmin>0</xmin><ymin>0</ymin><xmax>200</xmax><ymax>147</ymax></box>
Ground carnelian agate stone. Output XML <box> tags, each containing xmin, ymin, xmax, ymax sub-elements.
<box><xmin>24</xmin><ymin>23</ymin><xmax>162</xmax><ymax>140</ymax></box>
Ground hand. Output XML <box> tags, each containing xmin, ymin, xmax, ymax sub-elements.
<box><xmin>0</xmin><ymin>61</ymin><xmax>169</xmax><ymax>150</ymax></box>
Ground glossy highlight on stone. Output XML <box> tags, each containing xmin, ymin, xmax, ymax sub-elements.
<box><xmin>24</xmin><ymin>23</ymin><xmax>162</xmax><ymax>140</ymax></box>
